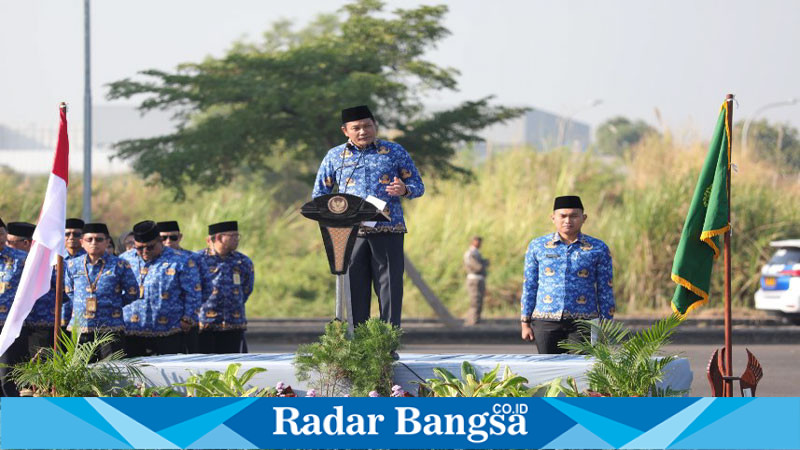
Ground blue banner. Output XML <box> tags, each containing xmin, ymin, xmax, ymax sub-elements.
<box><xmin>2</xmin><ymin>397</ymin><xmax>799</xmax><ymax>449</ymax></box>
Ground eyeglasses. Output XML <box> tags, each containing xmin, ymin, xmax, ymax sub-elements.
<box><xmin>84</xmin><ymin>236</ymin><xmax>106</xmax><ymax>243</ymax></box>
<box><xmin>161</xmin><ymin>234</ymin><xmax>180</xmax><ymax>242</ymax></box>
<box><xmin>65</xmin><ymin>231</ymin><xmax>83</xmax><ymax>238</ymax></box>
<box><xmin>219</xmin><ymin>233</ymin><xmax>241</xmax><ymax>240</ymax></box>
<box><xmin>134</xmin><ymin>242</ymin><xmax>158</xmax><ymax>252</ymax></box>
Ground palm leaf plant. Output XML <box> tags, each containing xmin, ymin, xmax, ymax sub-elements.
<box><xmin>417</xmin><ymin>361</ymin><xmax>535</xmax><ymax>397</ymax></box>
<box><xmin>7</xmin><ymin>329</ymin><xmax>141</xmax><ymax>397</ymax></box>
<box><xmin>177</xmin><ymin>363</ymin><xmax>272</xmax><ymax>397</ymax></box>
<box><xmin>558</xmin><ymin>314</ymin><xmax>687</xmax><ymax>397</ymax></box>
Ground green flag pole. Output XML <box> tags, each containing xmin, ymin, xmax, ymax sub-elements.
<box><xmin>723</xmin><ymin>93</ymin><xmax>734</xmax><ymax>397</ymax></box>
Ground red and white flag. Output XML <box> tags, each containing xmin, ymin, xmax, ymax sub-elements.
<box><xmin>0</xmin><ymin>104</ymin><xmax>69</xmax><ymax>356</ymax></box>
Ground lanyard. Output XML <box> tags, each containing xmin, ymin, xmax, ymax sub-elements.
<box><xmin>83</xmin><ymin>258</ymin><xmax>106</xmax><ymax>293</ymax></box>
<box><xmin>338</xmin><ymin>142</ymin><xmax>368</xmax><ymax>194</ymax></box>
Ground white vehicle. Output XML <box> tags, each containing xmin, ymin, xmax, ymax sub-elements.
<box><xmin>754</xmin><ymin>239</ymin><xmax>800</xmax><ymax>324</ymax></box>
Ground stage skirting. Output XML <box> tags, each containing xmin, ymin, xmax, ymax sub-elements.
<box><xmin>129</xmin><ymin>353</ymin><xmax>693</xmax><ymax>396</ymax></box>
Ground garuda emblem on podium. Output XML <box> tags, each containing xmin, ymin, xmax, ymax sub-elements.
<box><xmin>328</xmin><ymin>195</ymin><xmax>348</xmax><ymax>214</ymax></box>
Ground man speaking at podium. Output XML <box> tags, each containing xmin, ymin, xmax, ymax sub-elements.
<box><xmin>312</xmin><ymin>105</ymin><xmax>425</xmax><ymax>329</ymax></box>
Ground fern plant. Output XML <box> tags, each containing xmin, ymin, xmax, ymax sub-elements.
<box><xmin>558</xmin><ymin>314</ymin><xmax>687</xmax><ymax>397</ymax></box>
<box><xmin>7</xmin><ymin>329</ymin><xmax>141</xmax><ymax>397</ymax></box>
<box><xmin>294</xmin><ymin>318</ymin><xmax>402</xmax><ymax>397</ymax></box>
<box><xmin>176</xmin><ymin>363</ymin><xmax>272</xmax><ymax>397</ymax></box>
<box><xmin>417</xmin><ymin>361</ymin><xmax>534</xmax><ymax>397</ymax></box>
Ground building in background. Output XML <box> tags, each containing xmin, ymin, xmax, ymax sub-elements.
<box><xmin>476</xmin><ymin>108</ymin><xmax>591</xmax><ymax>158</ymax></box>
<box><xmin>0</xmin><ymin>105</ymin><xmax>176</xmax><ymax>174</ymax></box>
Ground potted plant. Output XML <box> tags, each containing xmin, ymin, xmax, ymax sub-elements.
<box><xmin>558</xmin><ymin>314</ymin><xmax>688</xmax><ymax>397</ymax></box>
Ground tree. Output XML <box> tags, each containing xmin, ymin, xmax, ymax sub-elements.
<box><xmin>106</xmin><ymin>0</ymin><xmax>526</xmax><ymax>198</ymax></box>
<box><xmin>736</xmin><ymin>119</ymin><xmax>800</xmax><ymax>171</ymax></box>
<box><xmin>595</xmin><ymin>116</ymin><xmax>658</xmax><ymax>156</ymax></box>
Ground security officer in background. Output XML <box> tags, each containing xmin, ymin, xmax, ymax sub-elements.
<box><xmin>64</xmin><ymin>223</ymin><xmax>139</xmax><ymax>359</ymax></box>
<box><xmin>0</xmin><ymin>217</ymin><xmax>28</xmax><ymax>396</ymax></box>
<box><xmin>157</xmin><ymin>220</ymin><xmax>202</xmax><ymax>353</ymax></box>
<box><xmin>196</xmin><ymin>221</ymin><xmax>254</xmax><ymax>353</ymax></box>
<box><xmin>520</xmin><ymin>196</ymin><xmax>615</xmax><ymax>354</ymax></box>
<box><xmin>121</xmin><ymin>220</ymin><xmax>201</xmax><ymax>356</ymax></box>
<box><xmin>463</xmin><ymin>236</ymin><xmax>489</xmax><ymax>326</ymax></box>
<box><xmin>62</xmin><ymin>218</ymin><xmax>87</xmax><ymax>329</ymax></box>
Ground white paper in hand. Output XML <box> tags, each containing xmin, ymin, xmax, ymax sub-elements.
<box><xmin>362</xmin><ymin>195</ymin><xmax>387</xmax><ymax>228</ymax></box>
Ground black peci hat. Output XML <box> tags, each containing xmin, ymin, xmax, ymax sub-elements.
<box><xmin>341</xmin><ymin>105</ymin><xmax>374</xmax><ymax>124</ymax></box>
<box><xmin>83</xmin><ymin>223</ymin><xmax>110</xmax><ymax>236</ymax></box>
<box><xmin>66</xmin><ymin>218</ymin><xmax>85</xmax><ymax>229</ymax></box>
<box><xmin>208</xmin><ymin>221</ymin><xmax>238</xmax><ymax>235</ymax></box>
<box><xmin>132</xmin><ymin>220</ymin><xmax>159</xmax><ymax>243</ymax></box>
<box><xmin>157</xmin><ymin>221</ymin><xmax>180</xmax><ymax>233</ymax></box>
<box><xmin>553</xmin><ymin>195</ymin><xmax>584</xmax><ymax>211</ymax></box>
<box><xmin>7</xmin><ymin>222</ymin><xmax>35</xmax><ymax>239</ymax></box>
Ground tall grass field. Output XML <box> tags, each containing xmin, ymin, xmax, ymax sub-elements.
<box><xmin>1</xmin><ymin>137</ymin><xmax>798</xmax><ymax>318</ymax></box>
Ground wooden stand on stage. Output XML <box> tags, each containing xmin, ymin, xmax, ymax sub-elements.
<box><xmin>301</xmin><ymin>193</ymin><xmax>388</xmax><ymax>332</ymax></box>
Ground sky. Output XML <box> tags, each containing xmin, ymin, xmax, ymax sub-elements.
<box><xmin>2</xmin><ymin>0</ymin><xmax>800</xmax><ymax>138</ymax></box>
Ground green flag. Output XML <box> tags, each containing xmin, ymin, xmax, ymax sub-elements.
<box><xmin>671</xmin><ymin>100</ymin><xmax>731</xmax><ymax>316</ymax></box>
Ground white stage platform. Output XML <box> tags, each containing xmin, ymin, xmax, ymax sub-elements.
<box><xmin>131</xmin><ymin>353</ymin><xmax>693</xmax><ymax>396</ymax></box>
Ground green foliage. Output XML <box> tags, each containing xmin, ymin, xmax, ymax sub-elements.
<box><xmin>106</xmin><ymin>0</ymin><xmax>526</xmax><ymax>198</ymax></box>
<box><xmin>595</xmin><ymin>116</ymin><xmax>658</xmax><ymax>156</ymax></box>
<box><xmin>736</xmin><ymin>119</ymin><xmax>800</xmax><ymax>171</ymax></box>
<box><xmin>417</xmin><ymin>361</ymin><xmax>535</xmax><ymax>397</ymax></box>
<box><xmin>177</xmin><ymin>363</ymin><xmax>273</xmax><ymax>397</ymax></box>
<box><xmin>4</xmin><ymin>135</ymin><xmax>798</xmax><ymax>317</ymax></box>
<box><xmin>294</xmin><ymin>318</ymin><xmax>401</xmax><ymax>397</ymax></box>
<box><xmin>559</xmin><ymin>315</ymin><xmax>687</xmax><ymax>397</ymax></box>
<box><xmin>8</xmin><ymin>329</ymin><xmax>141</xmax><ymax>397</ymax></box>
<box><xmin>528</xmin><ymin>376</ymin><xmax>583</xmax><ymax>397</ymax></box>
<box><xmin>115</xmin><ymin>383</ymin><xmax>183</xmax><ymax>397</ymax></box>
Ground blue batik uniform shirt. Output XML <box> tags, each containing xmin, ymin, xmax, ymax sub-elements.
<box><xmin>312</xmin><ymin>139</ymin><xmax>424</xmax><ymax>233</ymax></box>
<box><xmin>59</xmin><ymin>249</ymin><xmax>87</xmax><ymax>323</ymax></box>
<box><xmin>24</xmin><ymin>269</ymin><xmax>56</xmax><ymax>329</ymax></box>
<box><xmin>520</xmin><ymin>232</ymin><xmax>615</xmax><ymax>320</ymax></box>
<box><xmin>0</xmin><ymin>245</ymin><xmax>26</xmax><ymax>326</ymax></box>
<box><xmin>64</xmin><ymin>253</ymin><xmax>139</xmax><ymax>332</ymax></box>
<box><xmin>195</xmin><ymin>249</ymin><xmax>254</xmax><ymax>331</ymax></box>
<box><xmin>120</xmin><ymin>246</ymin><xmax>202</xmax><ymax>336</ymax></box>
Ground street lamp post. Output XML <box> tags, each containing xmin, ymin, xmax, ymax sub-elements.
<box><xmin>741</xmin><ymin>98</ymin><xmax>798</xmax><ymax>159</ymax></box>
<box><xmin>558</xmin><ymin>99</ymin><xmax>603</xmax><ymax>147</ymax></box>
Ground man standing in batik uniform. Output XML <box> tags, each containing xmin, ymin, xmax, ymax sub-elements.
<box><xmin>121</xmin><ymin>221</ymin><xmax>201</xmax><ymax>357</ymax></box>
<box><xmin>520</xmin><ymin>196</ymin><xmax>615</xmax><ymax>354</ymax></box>
<box><xmin>157</xmin><ymin>220</ymin><xmax>202</xmax><ymax>353</ymax></box>
<box><xmin>5</xmin><ymin>222</ymin><xmax>58</xmax><ymax>354</ymax></box>
<box><xmin>196</xmin><ymin>221</ymin><xmax>254</xmax><ymax>353</ymax></box>
<box><xmin>61</xmin><ymin>218</ymin><xmax>87</xmax><ymax>330</ymax></box>
<box><xmin>0</xmin><ymin>217</ymin><xmax>28</xmax><ymax>396</ymax></box>
<box><xmin>64</xmin><ymin>223</ymin><xmax>139</xmax><ymax>359</ymax></box>
<box><xmin>312</xmin><ymin>105</ymin><xmax>424</xmax><ymax>332</ymax></box>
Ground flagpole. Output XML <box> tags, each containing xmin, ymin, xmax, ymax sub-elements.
<box><xmin>52</xmin><ymin>102</ymin><xmax>68</xmax><ymax>352</ymax></box>
<box><xmin>723</xmin><ymin>93</ymin><xmax>734</xmax><ymax>397</ymax></box>
<box><xmin>53</xmin><ymin>256</ymin><xmax>63</xmax><ymax>351</ymax></box>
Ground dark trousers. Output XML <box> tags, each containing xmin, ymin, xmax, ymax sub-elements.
<box><xmin>79</xmin><ymin>331</ymin><xmax>126</xmax><ymax>363</ymax></box>
<box><xmin>0</xmin><ymin>325</ymin><xmax>30</xmax><ymax>397</ymax></box>
<box><xmin>26</xmin><ymin>326</ymin><xmax>54</xmax><ymax>357</ymax></box>
<box><xmin>124</xmin><ymin>334</ymin><xmax>183</xmax><ymax>357</ymax></box>
<box><xmin>348</xmin><ymin>233</ymin><xmax>404</xmax><ymax>328</ymax></box>
<box><xmin>532</xmin><ymin>319</ymin><xmax>587</xmax><ymax>354</ymax></box>
<box><xmin>183</xmin><ymin>326</ymin><xmax>200</xmax><ymax>353</ymax></box>
<box><xmin>198</xmin><ymin>329</ymin><xmax>246</xmax><ymax>354</ymax></box>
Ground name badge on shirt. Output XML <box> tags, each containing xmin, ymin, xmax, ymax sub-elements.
<box><xmin>139</xmin><ymin>286</ymin><xmax>145</xmax><ymax>299</ymax></box>
<box><xmin>86</xmin><ymin>296</ymin><xmax>97</xmax><ymax>313</ymax></box>
<box><xmin>233</xmin><ymin>272</ymin><xmax>241</xmax><ymax>285</ymax></box>
<box><xmin>545</xmin><ymin>254</ymin><xmax>560</xmax><ymax>258</ymax></box>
